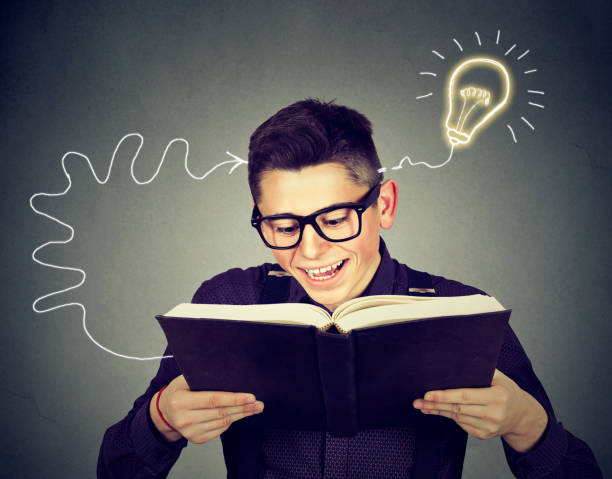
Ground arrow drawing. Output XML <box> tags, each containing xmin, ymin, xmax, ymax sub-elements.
<box><xmin>30</xmin><ymin>133</ymin><xmax>247</xmax><ymax>360</ymax></box>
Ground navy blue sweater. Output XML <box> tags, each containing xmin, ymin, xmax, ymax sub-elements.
<box><xmin>98</xmin><ymin>239</ymin><xmax>601</xmax><ymax>478</ymax></box>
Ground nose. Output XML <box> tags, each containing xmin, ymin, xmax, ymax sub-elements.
<box><xmin>298</xmin><ymin>224</ymin><xmax>329</xmax><ymax>259</ymax></box>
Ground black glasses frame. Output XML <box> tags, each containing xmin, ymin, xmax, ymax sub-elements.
<box><xmin>251</xmin><ymin>184</ymin><xmax>381</xmax><ymax>250</ymax></box>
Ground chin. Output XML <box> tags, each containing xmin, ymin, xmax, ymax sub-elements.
<box><xmin>289</xmin><ymin>261</ymin><xmax>352</xmax><ymax>308</ymax></box>
<box><xmin>303</xmin><ymin>287</ymin><xmax>347</xmax><ymax>309</ymax></box>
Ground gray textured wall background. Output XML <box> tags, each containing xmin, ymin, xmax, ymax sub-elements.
<box><xmin>2</xmin><ymin>1</ymin><xmax>610</xmax><ymax>477</ymax></box>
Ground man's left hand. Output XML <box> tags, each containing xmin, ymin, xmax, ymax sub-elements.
<box><xmin>412</xmin><ymin>369</ymin><xmax>549</xmax><ymax>452</ymax></box>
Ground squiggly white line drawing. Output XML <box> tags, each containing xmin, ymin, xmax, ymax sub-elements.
<box><xmin>29</xmin><ymin>133</ymin><xmax>247</xmax><ymax>361</ymax></box>
<box><xmin>378</xmin><ymin>147</ymin><xmax>456</xmax><ymax>172</ymax></box>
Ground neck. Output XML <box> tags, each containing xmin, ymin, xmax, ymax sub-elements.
<box><xmin>323</xmin><ymin>251</ymin><xmax>382</xmax><ymax>312</ymax></box>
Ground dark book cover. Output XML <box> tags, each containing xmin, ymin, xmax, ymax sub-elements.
<box><xmin>156</xmin><ymin>308</ymin><xmax>511</xmax><ymax>436</ymax></box>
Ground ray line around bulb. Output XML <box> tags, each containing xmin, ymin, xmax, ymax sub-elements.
<box><xmin>496</xmin><ymin>29</ymin><xmax>501</xmax><ymax>45</ymax></box>
<box><xmin>504</xmin><ymin>44</ymin><xmax>517</xmax><ymax>56</ymax></box>
<box><xmin>29</xmin><ymin>132</ymin><xmax>248</xmax><ymax>360</ymax></box>
<box><xmin>527</xmin><ymin>90</ymin><xmax>545</xmax><ymax>95</ymax></box>
<box><xmin>453</xmin><ymin>38</ymin><xmax>463</xmax><ymax>52</ymax></box>
<box><xmin>524</xmin><ymin>69</ymin><xmax>537</xmax><ymax>74</ymax></box>
<box><xmin>521</xmin><ymin>116</ymin><xmax>535</xmax><ymax>130</ymax></box>
<box><xmin>419</xmin><ymin>72</ymin><xmax>437</xmax><ymax>76</ymax></box>
<box><xmin>416</xmin><ymin>92</ymin><xmax>433</xmax><ymax>100</ymax></box>
<box><xmin>507</xmin><ymin>124</ymin><xmax>518</xmax><ymax>143</ymax></box>
<box><xmin>517</xmin><ymin>49</ymin><xmax>530</xmax><ymax>60</ymax></box>
<box><xmin>528</xmin><ymin>102</ymin><xmax>545</xmax><ymax>109</ymax></box>
<box><xmin>432</xmin><ymin>50</ymin><xmax>445</xmax><ymax>60</ymax></box>
<box><xmin>474</xmin><ymin>31</ymin><xmax>481</xmax><ymax>46</ymax></box>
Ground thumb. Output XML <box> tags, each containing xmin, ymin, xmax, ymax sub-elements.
<box><xmin>491</xmin><ymin>369</ymin><xmax>517</xmax><ymax>389</ymax></box>
<box><xmin>491</xmin><ymin>368</ymin><xmax>507</xmax><ymax>385</ymax></box>
<box><xmin>168</xmin><ymin>374</ymin><xmax>190</xmax><ymax>392</ymax></box>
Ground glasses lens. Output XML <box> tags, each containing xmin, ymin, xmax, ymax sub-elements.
<box><xmin>316</xmin><ymin>208</ymin><xmax>360</xmax><ymax>240</ymax></box>
<box><xmin>260</xmin><ymin>217</ymin><xmax>301</xmax><ymax>248</ymax></box>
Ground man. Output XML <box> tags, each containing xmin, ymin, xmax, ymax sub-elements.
<box><xmin>98</xmin><ymin>99</ymin><xmax>602</xmax><ymax>478</ymax></box>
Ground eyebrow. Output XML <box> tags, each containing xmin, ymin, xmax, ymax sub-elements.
<box><xmin>272</xmin><ymin>200</ymin><xmax>356</xmax><ymax>217</ymax></box>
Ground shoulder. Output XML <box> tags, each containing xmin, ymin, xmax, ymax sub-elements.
<box><xmin>386</xmin><ymin>245</ymin><xmax>488</xmax><ymax>297</ymax></box>
<box><xmin>191</xmin><ymin>262</ymin><xmax>277</xmax><ymax>305</ymax></box>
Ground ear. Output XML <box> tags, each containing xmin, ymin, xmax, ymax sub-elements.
<box><xmin>377</xmin><ymin>179</ymin><xmax>398</xmax><ymax>229</ymax></box>
<box><xmin>251</xmin><ymin>200</ymin><xmax>255</xmax><ymax>207</ymax></box>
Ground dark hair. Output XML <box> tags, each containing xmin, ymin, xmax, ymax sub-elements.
<box><xmin>248</xmin><ymin>98</ymin><xmax>384</xmax><ymax>203</ymax></box>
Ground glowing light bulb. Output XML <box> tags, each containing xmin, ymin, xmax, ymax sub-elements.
<box><xmin>445</xmin><ymin>57</ymin><xmax>511</xmax><ymax>147</ymax></box>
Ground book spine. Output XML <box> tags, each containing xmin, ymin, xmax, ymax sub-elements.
<box><xmin>315</xmin><ymin>330</ymin><xmax>359</xmax><ymax>436</ymax></box>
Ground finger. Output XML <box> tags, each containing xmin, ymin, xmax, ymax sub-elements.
<box><xmin>454</xmin><ymin>420</ymin><xmax>494</xmax><ymax>440</ymax></box>
<box><xmin>423</xmin><ymin>387</ymin><xmax>491</xmax><ymax>405</ymax></box>
<box><xmin>180</xmin><ymin>407</ymin><xmax>263</xmax><ymax>438</ymax></box>
<box><xmin>168</xmin><ymin>374</ymin><xmax>189</xmax><ymax>390</ymax></box>
<box><xmin>185</xmin><ymin>424</ymin><xmax>231</xmax><ymax>445</ymax></box>
<box><xmin>176</xmin><ymin>391</ymin><xmax>257</xmax><ymax>411</ymax></box>
<box><xmin>416</xmin><ymin>400</ymin><xmax>485</xmax><ymax>419</ymax></box>
<box><xmin>491</xmin><ymin>369</ymin><xmax>515</xmax><ymax>388</ymax></box>
<box><xmin>187</xmin><ymin>401</ymin><xmax>265</xmax><ymax>424</ymax></box>
<box><xmin>200</xmin><ymin>406</ymin><xmax>264</xmax><ymax>429</ymax></box>
<box><xmin>420</xmin><ymin>407</ymin><xmax>489</xmax><ymax>430</ymax></box>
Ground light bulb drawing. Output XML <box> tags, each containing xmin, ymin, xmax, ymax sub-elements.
<box><xmin>386</xmin><ymin>28</ymin><xmax>546</xmax><ymax>170</ymax></box>
<box><xmin>444</xmin><ymin>57</ymin><xmax>511</xmax><ymax>148</ymax></box>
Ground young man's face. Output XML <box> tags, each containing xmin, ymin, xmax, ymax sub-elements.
<box><xmin>256</xmin><ymin>163</ymin><xmax>397</xmax><ymax>311</ymax></box>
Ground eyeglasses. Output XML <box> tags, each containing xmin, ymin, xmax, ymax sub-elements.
<box><xmin>251</xmin><ymin>184</ymin><xmax>381</xmax><ymax>250</ymax></box>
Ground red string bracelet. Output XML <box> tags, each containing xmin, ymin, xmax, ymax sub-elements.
<box><xmin>156</xmin><ymin>385</ymin><xmax>178</xmax><ymax>432</ymax></box>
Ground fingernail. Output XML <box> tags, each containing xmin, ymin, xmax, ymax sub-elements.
<box><xmin>255</xmin><ymin>402</ymin><xmax>264</xmax><ymax>412</ymax></box>
<box><xmin>413</xmin><ymin>399</ymin><xmax>422</xmax><ymax>408</ymax></box>
<box><xmin>425</xmin><ymin>393</ymin><xmax>434</xmax><ymax>401</ymax></box>
<box><xmin>244</xmin><ymin>394</ymin><xmax>256</xmax><ymax>403</ymax></box>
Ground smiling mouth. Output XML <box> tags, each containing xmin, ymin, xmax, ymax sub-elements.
<box><xmin>301</xmin><ymin>259</ymin><xmax>347</xmax><ymax>281</ymax></box>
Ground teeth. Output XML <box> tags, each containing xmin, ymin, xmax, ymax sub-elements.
<box><xmin>304</xmin><ymin>260</ymin><xmax>344</xmax><ymax>280</ymax></box>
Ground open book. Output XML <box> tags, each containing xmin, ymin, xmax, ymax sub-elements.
<box><xmin>162</xmin><ymin>293</ymin><xmax>505</xmax><ymax>333</ymax></box>
<box><xmin>156</xmin><ymin>294</ymin><xmax>511</xmax><ymax>436</ymax></box>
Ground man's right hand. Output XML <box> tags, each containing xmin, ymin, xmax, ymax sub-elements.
<box><xmin>149</xmin><ymin>374</ymin><xmax>264</xmax><ymax>443</ymax></box>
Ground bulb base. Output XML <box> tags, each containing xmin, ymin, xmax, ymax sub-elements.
<box><xmin>446</xmin><ymin>128</ymin><xmax>470</xmax><ymax>146</ymax></box>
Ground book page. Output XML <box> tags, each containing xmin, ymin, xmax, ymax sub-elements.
<box><xmin>163</xmin><ymin>302</ymin><xmax>333</xmax><ymax>330</ymax></box>
<box><xmin>332</xmin><ymin>294</ymin><xmax>438</xmax><ymax>321</ymax></box>
<box><xmin>335</xmin><ymin>295</ymin><xmax>505</xmax><ymax>333</ymax></box>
